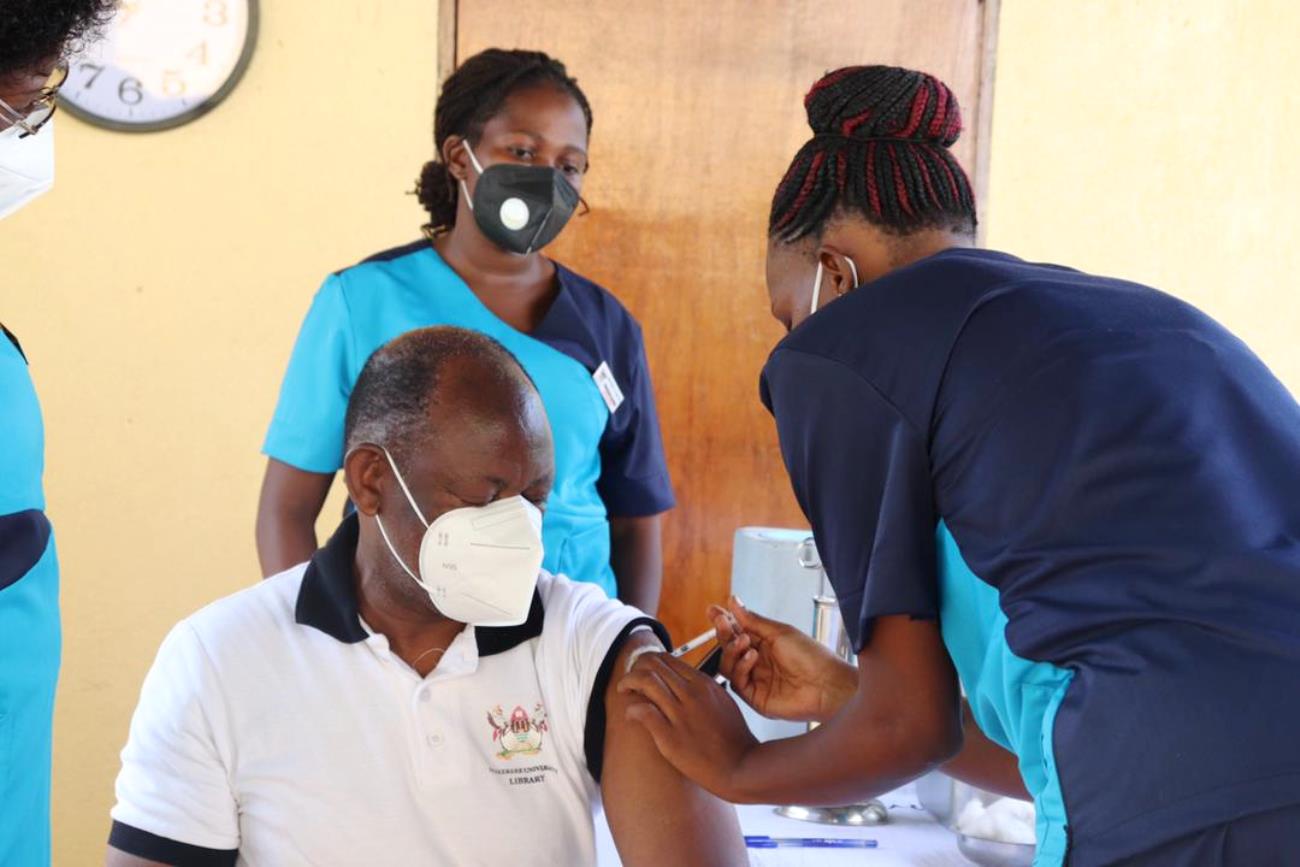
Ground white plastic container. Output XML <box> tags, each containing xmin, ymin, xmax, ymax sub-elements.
<box><xmin>727</xmin><ymin>527</ymin><xmax>824</xmax><ymax>743</ymax></box>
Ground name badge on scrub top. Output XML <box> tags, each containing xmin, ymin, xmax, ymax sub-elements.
<box><xmin>592</xmin><ymin>362</ymin><xmax>625</xmax><ymax>414</ymax></box>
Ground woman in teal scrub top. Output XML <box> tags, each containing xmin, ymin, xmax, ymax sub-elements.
<box><xmin>257</xmin><ymin>49</ymin><xmax>674</xmax><ymax>610</ymax></box>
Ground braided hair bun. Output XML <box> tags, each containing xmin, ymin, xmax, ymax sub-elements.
<box><xmin>805</xmin><ymin>64</ymin><xmax>962</xmax><ymax>146</ymax></box>
<box><xmin>770</xmin><ymin>65</ymin><xmax>976</xmax><ymax>242</ymax></box>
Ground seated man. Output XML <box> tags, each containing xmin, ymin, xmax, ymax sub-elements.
<box><xmin>106</xmin><ymin>326</ymin><xmax>746</xmax><ymax>866</ymax></box>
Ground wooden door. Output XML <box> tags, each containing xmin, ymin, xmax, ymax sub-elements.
<box><xmin>452</xmin><ymin>0</ymin><xmax>999</xmax><ymax>641</ymax></box>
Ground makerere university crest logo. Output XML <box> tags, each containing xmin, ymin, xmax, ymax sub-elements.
<box><xmin>487</xmin><ymin>703</ymin><xmax>549</xmax><ymax>759</ymax></box>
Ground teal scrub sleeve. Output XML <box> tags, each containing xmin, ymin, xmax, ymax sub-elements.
<box><xmin>262</xmin><ymin>275</ymin><xmax>355</xmax><ymax>474</ymax></box>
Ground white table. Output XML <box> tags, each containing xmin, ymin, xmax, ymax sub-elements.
<box><xmin>595</xmin><ymin>783</ymin><xmax>969</xmax><ymax>866</ymax></box>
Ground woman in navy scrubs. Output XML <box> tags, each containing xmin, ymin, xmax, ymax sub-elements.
<box><xmin>257</xmin><ymin>50</ymin><xmax>674</xmax><ymax>610</ymax></box>
<box><xmin>620</xmin><ymin>66</ymin><xmax>1300</xmax><ymax>865</ymax></box>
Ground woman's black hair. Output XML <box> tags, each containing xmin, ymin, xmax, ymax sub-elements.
<box><xmin>0</xmin><ymin>0</ymin><xmax>117</xmax><ymax>79</ymax></box>
<box><xmin>415</xmin><ymin>48</ymin><xmax>593</xmax><ymax>234</ymax></box>
<box><xmin>769</xmin><ymin>65</ymin><xmax>977</xmax><ymax>244</ymax></box>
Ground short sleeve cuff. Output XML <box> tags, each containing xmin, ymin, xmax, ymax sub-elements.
<box><xmin>597</xmin><ymin>471</ymin><xmax>675</xmax><ymax>518</ymax></box>
<box><xmin>260</xmin><ymin>430</ymin><xmax>343</xmax><ymax>475</ymax></box>
<box><xmin>108</xmin><ymin>821</ymin><xmax>237</xmax><ymax>867</ymax></box>
<box><xmin>582</xmin><ymin>616</ymin><xmax>672</xmax><ymax>781</ymax></box>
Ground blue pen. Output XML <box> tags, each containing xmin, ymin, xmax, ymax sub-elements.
<box><xmin>745</xmin><ymin>836</ymin><xmax>878</xmax><ymax>849</ymax></box>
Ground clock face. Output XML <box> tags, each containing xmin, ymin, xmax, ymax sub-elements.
<box><xmin>59</xmin><ymin>0</ymin><xmax>258</xmax><ymax>132</ymax></box>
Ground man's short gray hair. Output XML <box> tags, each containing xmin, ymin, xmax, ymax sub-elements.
<box><xmin>343</xmin><ymin>326</ymin><xmax>532</xmax><ymax>460</ymax></box>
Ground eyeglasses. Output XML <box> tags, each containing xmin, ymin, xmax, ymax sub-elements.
<box><xmin>0</xmin><ymin>65</ymin><xmax>68</xmax><ymax>139</ymax></box>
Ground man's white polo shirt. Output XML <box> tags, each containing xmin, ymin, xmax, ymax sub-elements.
<box><xmin>109</xmin><ymin>515</ymin><xmax>666</xmax><ymax>866</ymax></box>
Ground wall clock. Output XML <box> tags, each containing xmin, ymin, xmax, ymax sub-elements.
<box><xmin>59</xmin><ymin>0</ymin><xmax>258</xmax><ymax>132</ymax></box>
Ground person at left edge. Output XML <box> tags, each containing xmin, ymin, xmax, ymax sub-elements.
<box><xmin>257</xmin><ymin>49</ymin><xmax>674</xmax><ymax>611</ymax></box>
<box><xmin>1</xmin><ymin>2</ymin><xmax>115</xmax><ymax>865</ymax></box>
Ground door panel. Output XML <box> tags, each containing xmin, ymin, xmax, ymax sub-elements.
<box><xmin>456</xmin><ymin>1</ymin><xmax>996</xmax><ymax>641</ymax></box>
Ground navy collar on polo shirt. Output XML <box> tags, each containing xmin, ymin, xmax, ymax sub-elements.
<box><xmin>294</xmin><ymin>513</ymin><xmax>545</xmax><ymax>656</ymax></box>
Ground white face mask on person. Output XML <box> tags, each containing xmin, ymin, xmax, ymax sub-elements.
<box><xmin>808</xmin><ymin>254</ymin><xmax>860</xmax><ymax>316</ymax></box>
<box><xmin>0</xmin><ymin>119</ymin><xmax>54</xmax><ymax>220</ymax></box>
<box><xmin>372</xmin><ymin>447</ymin><xmax>545</xmax><ymax>627</ymax></box>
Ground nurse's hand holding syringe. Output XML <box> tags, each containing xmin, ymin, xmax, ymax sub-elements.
<box><xmin>618</xmin><ymin>606</ymin><xmax>959</xmax><ymax>806</ymax></box>
<box><xmin>708</xmin><ymin>597</ymin><xmax>857</xmax><ymax>724</ymax></box>
<box><xmin>710</xmin><ymin>598</ymin><xmax>1026</xmax><ymax>798</ymax></box>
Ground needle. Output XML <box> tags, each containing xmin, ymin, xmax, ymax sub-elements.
<box><xmin>624</xmin><ymin>627</ymin><xmax>720</xmax><ymax>675</ymax></box>
<box><xmin>671</xmin><ymin>627</ymin><xmax>717</xmax><ymax>657</ymax></box>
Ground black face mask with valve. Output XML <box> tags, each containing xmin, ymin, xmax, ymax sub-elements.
<box><xmin>462</xmin><ymin>146</ymin><xmax>580</xmax><ymax>255</ymax></box>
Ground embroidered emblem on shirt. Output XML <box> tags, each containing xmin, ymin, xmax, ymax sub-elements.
<box><xmin>487</xmin><ymin>703</ymin><xmax>549</xmax><ymax>760</ymax></box>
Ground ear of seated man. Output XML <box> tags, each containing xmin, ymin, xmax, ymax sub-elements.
<box><xmin>598</xmin><ymin>631</ymin><xmax>747</xmax><ymax>867</ymax></box>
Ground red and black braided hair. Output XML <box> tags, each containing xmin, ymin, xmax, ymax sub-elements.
<box><xmin>769</xmin><ymin>65</ymin><xmax>977</xmax><ymax>243</ymax></box>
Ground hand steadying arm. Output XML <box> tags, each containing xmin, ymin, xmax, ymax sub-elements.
<box><xmin>620</xmin><ymin>614</ymin><xmax>964</xmax><ymax>807</ymax></box>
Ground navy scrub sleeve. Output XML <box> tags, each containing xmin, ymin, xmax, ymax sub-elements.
<box><xmin>760</xmin><ymin>348</ymin><xmax>940</xmax><ymax>648</ymax></box>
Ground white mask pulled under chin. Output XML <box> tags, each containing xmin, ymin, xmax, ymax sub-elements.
<box><xmin>0</xmin><ymin>120</ymin><xmax>54</xmax><ymax>220</ymax></box>
<box><xmin>808</xmin><ymin>255</ymin><xmax>861</xmax><ymax>316</ymax></box>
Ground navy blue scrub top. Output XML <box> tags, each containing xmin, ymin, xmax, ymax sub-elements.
<box><xmin>264</xmin><ymin>242</ymin><xmax>674</xmax><ymax>598</ymax></box>
<box><xmin>761</xmin><ymin>248</ymin><xmax>1300</xmax><ymax>865</ymax></box>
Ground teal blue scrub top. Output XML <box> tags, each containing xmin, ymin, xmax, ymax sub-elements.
<box><xmin>263</xmin><ymin>242</ymin><xmax>675</xmax><ymax>598</ymax></box>
<box><xmin>0</xmin><ymin>326</ymin><xmax>61</xmax><ymax>866</ymax></box>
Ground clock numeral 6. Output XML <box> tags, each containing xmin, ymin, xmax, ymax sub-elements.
<box><xmin>118</xmin><ymin>77</ymin><xmax>144</xmax><ymax>106</ymax></box>
<box><xmin>204</xmin><ymin>0</ymin><xmax>228</xmax><ymax>26</ymax></box>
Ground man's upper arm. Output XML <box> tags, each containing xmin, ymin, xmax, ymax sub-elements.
<box><xmin>543</xmin><ymin>577</ymin><xmax>743</xmax><ymax>862</ymax></box>
<box><xmin>107</xmin><ymin>623</ymin><xmax>239</xmax><ymax>865</ymax></box>
<box><xmin>600</xmin><ymin>635</ymin><xmax>747</xmax><ymax>867</ymax></box>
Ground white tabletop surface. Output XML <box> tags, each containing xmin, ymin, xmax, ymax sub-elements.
<box><xmin>595</xmin><ymin>782</ymin><xmax>969</xmax><ymax>866</ymax></box>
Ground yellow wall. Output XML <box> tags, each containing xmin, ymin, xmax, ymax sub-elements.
<box><xmin>2</xmin><ymin>0</ymin><xmax>1298</xmax><ymax>861</ymax></box>
<box><xmin>0</xmin><ymin>2</ymin><xmax>439</xmax><ymax>862</ymax></box>
<box><xmin>986</xmin><ymin>0</ymin><xmax>1300</xmax><ymax>393</ymax></box>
